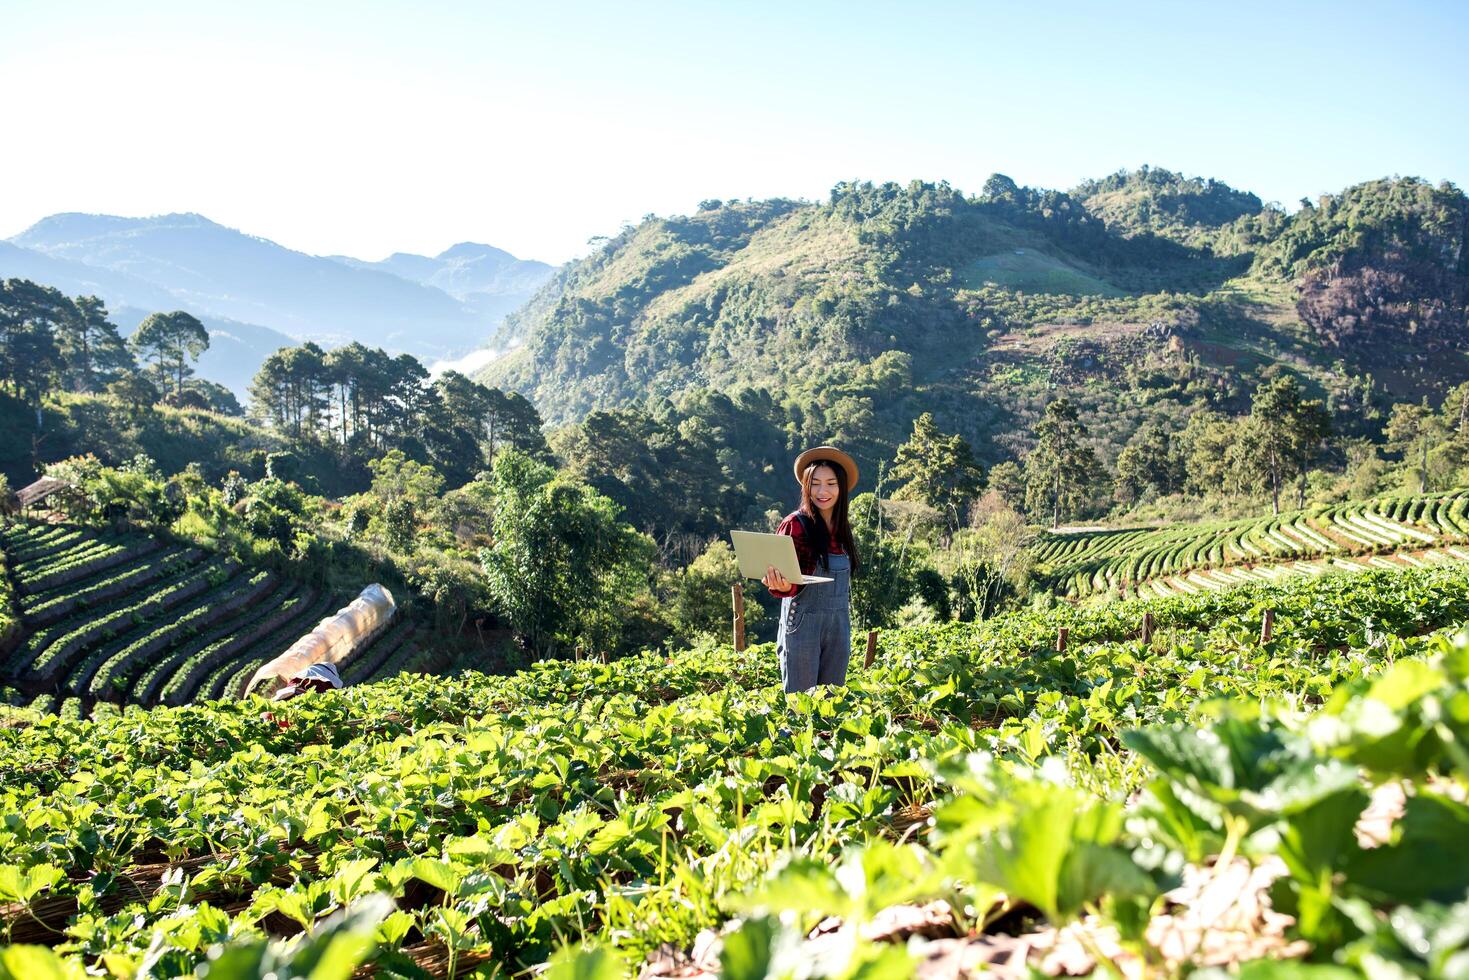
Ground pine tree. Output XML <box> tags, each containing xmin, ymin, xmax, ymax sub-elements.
<box><xmin>1024</xmin><ymin>398</ymin><xmax>1100</xmax><ymax>527</ymax></box>
<box><xmin>130</xmin><ymin>311</ymin><xmax>209</xmax><ymax>400</ymax></box>
<box><xmin>55</xmin><ymin>296</ymin><xmax>133</xmax><ymax>392</ymax></box>
<box><xmin>890</xmin><ymin>412</ymin><xmax>985</xmax><ymax>530</ymax></box>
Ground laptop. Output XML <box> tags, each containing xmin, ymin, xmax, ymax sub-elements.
<box><xmin>729</xmin><ymin>530</ymin><xmax>834</xmax><ymax>584</ymax></box>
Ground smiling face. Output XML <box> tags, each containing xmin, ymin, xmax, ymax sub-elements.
<box><xmin>807</xmin><ymin>462</ymin><xmax>841</xmax><ymax>517</ymax></box>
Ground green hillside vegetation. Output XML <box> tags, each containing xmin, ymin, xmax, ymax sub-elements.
<box><xmin>10</xmin><ymin>169</ymin><xmax>1468</xmax><ymax>553</ymax></box>
<box><xmin>479</xmin><ymin>170</ymin><xmax>1469</xmax><ymax>517</ymax></box>
<box><xmin>1071</xmin><ymin>165</ymin><xmax>1277</xmax><ymax>253</ymax></box>
<box><xmin>0</xmin><ymin>390</ymin><xmax>309</xmax><ymax>490</ymax></box>
<box><xmin>2</xmin><ymin>558</ymin><xmax>1467</xmax><ymax>975</ymax></box>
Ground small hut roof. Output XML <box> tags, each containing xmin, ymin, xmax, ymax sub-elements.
<box><xmin>16</xmin><ymin>477</ymin><xmax>69</xmax><ymax>508</ymax></box>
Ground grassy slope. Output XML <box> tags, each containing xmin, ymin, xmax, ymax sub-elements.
<box><xmin>957</xmin><ymin>249</ymin><xmax>1125</xmax><ymax>296</ymax></box>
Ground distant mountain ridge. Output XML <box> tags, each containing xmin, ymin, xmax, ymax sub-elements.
<box><xmin>2</xmin><ymin>212</ymin><xmax>555</xmax><ymax>397</ymax></box>
<box><xmin>329</xmin><ymin>242</ymin><xmax>554</xmax><ymax>325</ymax></box>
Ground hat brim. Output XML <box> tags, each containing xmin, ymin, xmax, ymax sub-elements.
<box><xmin>793</xmin><ymin>446</ymin><xmax>859</xmax><ymax>492</ymax></box>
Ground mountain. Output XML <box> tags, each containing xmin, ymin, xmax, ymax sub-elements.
<box><xmin>11</xmin><ymin>212</ymin><xmax>489</xmax><ymax>353</ymax></box>
<box><xmin>330</xmin><ymin>242</ymin><xmax>553</xmax><ymax>321</ymax></box>
<box><xmin>0</xmin><ymin>240</ymin><xmax>296</xmax><ymax>398</ymax></box>
<box><xmin>1254</xmin><ymin>177</ymin><xmax>1469</xmax><ymax>365</ymax></box>
<box><xmin>5</xmin><ymin>213</ymin><xmax>556</xmax><ymax>398</ymax></box>
<box><xmin>477</xmin><ymin>169</ymin><xmax>1469</xmax><ymax>470</ymax></box>
<box><xmin>0</xmin><ymin>239</ymin><xmax>179</xmax><ymax>311</ymax></box>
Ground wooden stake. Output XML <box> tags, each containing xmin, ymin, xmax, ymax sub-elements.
<box><xmin>1142</xmin><ymin>612</ymin><xmax>1154</xmax><ymax>644</ymax></box>
<box><xmin>1056</xmin><ymin>627</ymin><xmax>1069</xmax><ymax>653</ymax></box>
<box><xmin>1260</xmin><ymin>609</ymin><xmax>1274</xmax><ymax>644</ymax></box>
<box><xmin>732</xmin><ymin>582</ymin><xmax>746</xmax><ymax>652</ymax></box>
<box><xmin>864</xmin><ymin>630</ymin><xmax>878</xmax><ymax>669</ymax></box>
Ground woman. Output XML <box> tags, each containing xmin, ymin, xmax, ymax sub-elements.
<box><xmin>761</xmin><ymin>446</ymin><xmax>860</xmax><ymax>693</ymax></box>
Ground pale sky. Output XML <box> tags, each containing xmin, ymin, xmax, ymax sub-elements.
<box><xmin>2</xmin><ymin>0</ymin><xmax>1465</xmax><ymax>265</ymax></box>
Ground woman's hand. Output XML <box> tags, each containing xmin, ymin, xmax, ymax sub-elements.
<box><xmin>761</xmin><ymin>565</ymin><xmax>791</xmax><ymax>594</ymax></box>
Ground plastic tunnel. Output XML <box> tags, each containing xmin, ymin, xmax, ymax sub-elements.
<box><xmin>244</xmin><ymin>584</ymin><xmax>395</xmax><ymax>696</ymax></box>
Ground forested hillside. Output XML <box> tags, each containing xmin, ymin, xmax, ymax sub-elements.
<box><xmin>480</xmin><ymin>169</ymin><xmax>1467</xmax><ymax>477</ymax></box>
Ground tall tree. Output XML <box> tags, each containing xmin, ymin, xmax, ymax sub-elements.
<box><xmin>890</xmin><ymin>412</ymin><xmax>985</xmax><ymax>531</ymax></box>
<box><xmin>107</xmin><ymin>371</ymin><xmax>160</xmax><ymax>415</ymax></box>
<box><xmin>434</xmin><ymin>371</ymin><xmax>494</xmax><ymax>442</ymax></box>
<box><xmin>0</xmin><ymin>279</ymin><xmax>68</xmax><ymax>406</ymax></box>
<box><xmin>130</xmin><ymin>311</ymin><xmax>209</xmax><ymax>400</ymax></box>
<box><xmin>1384</xmin><ymin>399</ymin><xmax>1443</xmax><ymax>494</ymax></box>
<box><xmin>324</xmin><ymin>342</ymin><xmax>370</xmax><ymax>446</ymax></box>
<box><xmin>480</xmin><ymin>450</ymin><xmax>652</xmax><ymax>659</ymax></box>
<box><xmin>423</xmin><ymin>371</ymin><xmax>550</xmax><ymax>483</ymax></box>
<box><xmin>486</xmin><ymin>389</ymin><xmax>550</xmax><ymax>462</ymax></box>
<box><xmin>1242</xmin><ymin>375</ymin><xmax>1331</xmax><ymax>513</ymax></box>
<box><xmin>1024</xmin><ymin>397</ymin><xmax>1100</xmax><ymax>527</ymax></box>
<box><xmin>1113</xmin><ymin>423</ymin><xmax>1181</xmax><ymax>505</ymax></box>
<box><xmin>250</xmin><ymin>343</ymin><xmax>328</xmax><ymax>439</ymax></box>
<box><xmin>176</xmin><ymin>379</ymin><xmax>243</xmax><ymax>416</ymax></box>
<box><xmin>985</xmin><ymin>460</ymin><xmax>1026</xmax><ymax>513</ymax></box>
<box><xmin>1434</xmin><ymin>381</ymin><xmax>1469</xmax><ymax>482</ymax></box>
<box><xmin>1178</xmin><ymin>411</ymin><xmax>1240</xmax><ymax>496</ymax></box>
<box><xmin>55</xmin><ymin>296</ymin><xmax>133</xmax><ymax>391</ymax></box>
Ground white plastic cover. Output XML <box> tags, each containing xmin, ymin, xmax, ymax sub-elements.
<box><xmin>244</xmin><ymin>584</ymin><xmax>395</xmax><ymax>695</ymax></box>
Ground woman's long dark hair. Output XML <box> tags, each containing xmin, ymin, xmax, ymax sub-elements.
<box><xmin>798</xmin><ymin>461</ymin><xmax>860</xmax><ymax>574</ymax></box>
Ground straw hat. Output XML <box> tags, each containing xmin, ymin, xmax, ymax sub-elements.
<box><xmin>793</xmin><ymin>446</ymin><xmax>859</xmax><ymax>491</ymax></box>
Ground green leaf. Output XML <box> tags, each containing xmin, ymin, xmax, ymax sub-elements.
<box><xmin>1132</xmin><ymin>780</ymin><xmax>1224</xmax><ymax>863</ymax></box>
<box><xmin>1055</xmin><ymin>843</ymin><xmax>1154</xmax><ymax>918</ymax></box>
<box><xmin>735</xmin><ymin>857</ymin><xmax>848</xmax><ymax>919</ymax></box>
<box><xmin>425</xmin><ymin>905</ymin><xmax>474</xmax><ymax>949</ymax></box>
<box><xmin>0</xmin><ymin>946</ymin><xmax>77</xmax><ymax>980</ymax></box>
<box><xmin>842</xmin><ymin>941</ymin><xmax>919</xmax><ymax>980</ymax></box>
<box><xmin>834</xmin><ymin>841</ymin><xmax>936</xmax><ymax>920</ymax></box>
<box><xmin>1126</xmin><ymin>718</ymin><xmax>1357</xmax><ymax>824</ymax></box>
<box><xmin>719</xmin><ymin>916</ymin><xmax>800</xmax><ymax>980</ymax></box>
<box><xmin>1228</xmin><ymin>962</ymin><xmax>1359</xmax><ymax>979</ymax></box>
<box><xmin>302</xmin><ymin>931</ymin><xmax>380</xmax><ymax>980</ymax></box>
<box><xmin>1345</xmin><ymin>793</ymin><xmax>1469</xmax><ymax>904</ymax></box>
<box><xmin>408</xmin><ymin>859</ymin><xmax>463</xmax><ymax>895</ymax></box>
<box><xmin>0</xmin><ymin>864</ymin><xmax>64</xmax><ymax>905</ymax></box>
<box><xmin>375</xmin><ymin>910</ymin><xmax>416</xmax><ymax>948</ymax></box>
<box><xmin>1277</xmin><ymin>787</ymin><xmax>1369</xmax><ymax>883</ymax></box>
<box><xmin>587</xmin><ymin>817</ymin><xmax>634</xmax><ymax>856</ymax></box>
<box><xmin>1365</xmin><ymin>659</ymin><xmax>1445</xmax><ymax>709</ymax></box>
<box><xmin>329</xmin><ymin>858</ymin><xmax>380</xmax><ymax>905</ymax></box>
<box><xmin>541</xmin><ymin>942</ymin><xmax>628</xmax><ymax>980</ymax></box>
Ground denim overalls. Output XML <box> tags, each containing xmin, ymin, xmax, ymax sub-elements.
<box><xmin>776</xmin><ymin>551</ymin><xmax>852</xmax><ymax>693</ymax></box>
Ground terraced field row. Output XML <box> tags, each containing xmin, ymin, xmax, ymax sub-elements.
<box><xmin>0</xmin><ymin>520</ymin><xmax>416</xmax><ymax>714</ymax></box>
<box><xmin>1034</xmin><ymin>488</ymin><xmax>1469</xmax><ymax>598</ymax></box>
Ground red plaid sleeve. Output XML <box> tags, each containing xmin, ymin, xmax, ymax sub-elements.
<box><xmin>768</xmin><ymin>512</ymin><xmax>816</xmax><ymax>598</ymax></box>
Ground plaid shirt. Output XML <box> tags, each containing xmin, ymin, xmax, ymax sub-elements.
<box><xmin>769</xmin><ymin>510</ymin><xmax>845</xmax><ymax>598</ymax></box>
